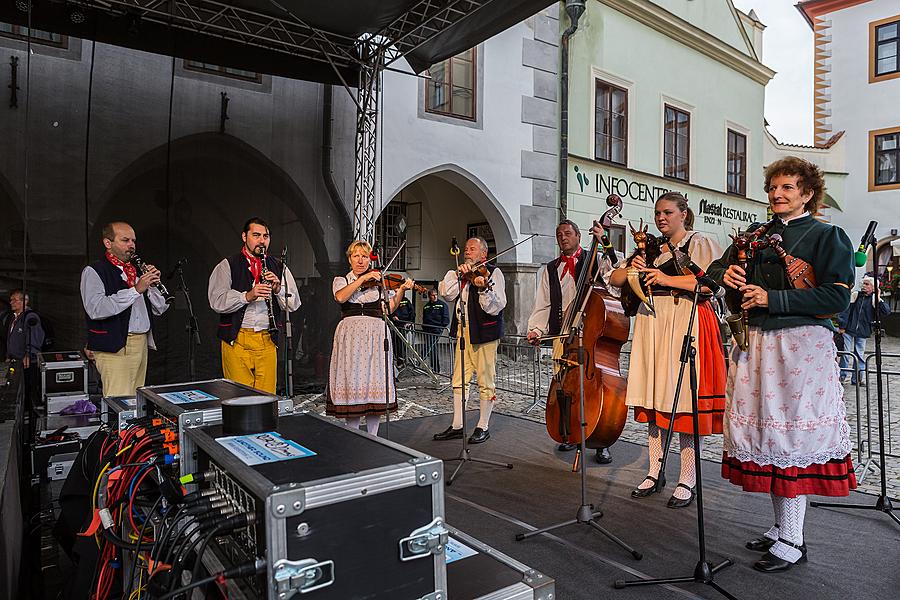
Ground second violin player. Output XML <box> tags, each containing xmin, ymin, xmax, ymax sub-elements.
<box><xmin>433</xmin><ymin>237</ymin><xmax>507</xmax><ymax>444</ymax></box>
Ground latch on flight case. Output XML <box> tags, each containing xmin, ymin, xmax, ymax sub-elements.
<box><xmin>399</xmin><ymin>517</ymin><xmax>449</xmax><ymax>561</ymax></box>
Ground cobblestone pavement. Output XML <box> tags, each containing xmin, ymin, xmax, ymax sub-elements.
<box><xmin>294</xmin><ymin>335</ymin><xmax>900</xmax><ymax>500</ymax></box>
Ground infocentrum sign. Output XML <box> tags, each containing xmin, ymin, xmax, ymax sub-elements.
<box><xmin>567</xmin><ymin>157</ymin><xmax>768</xmax><ymax>252</ymax></box>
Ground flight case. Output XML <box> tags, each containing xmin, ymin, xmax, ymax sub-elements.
<box><xmin>185</xmin><ymin>411</ymin><xmax>447</xmax><ymax>599</ymax></box>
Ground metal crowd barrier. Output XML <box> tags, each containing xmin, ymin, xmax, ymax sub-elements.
<box><xmin>854</xmin><ymin>352</ymin><xmax>899</xmax><ymax>483</ymax></box>
<box><xmin>396</xmin><ymin>326</ymin><xmax>634</xmax><ymax>413</ymax></box>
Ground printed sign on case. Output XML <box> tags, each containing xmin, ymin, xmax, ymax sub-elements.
<box><xmin>217</xmin><ymin>431</ymin><xmax>316</xmax><ymax>466</ymax></box>
<box><xmin>445</xmin><ymin>537</ymin><xmax>479</xmax><ymax>564</ymax></box>
<box><xmin>158</xmin><ymin>389</ymin><xmax>219</xmax><ymax>404</ymax></box>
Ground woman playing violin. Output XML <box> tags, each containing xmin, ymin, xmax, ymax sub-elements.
<box><xmin>326</xmin><ymin>240</ymin><xmax>414</xmax><ymax>436</ymax></box>
<box><xmin>609</xmin><ymin>192</ymin><xmax>726</xmax><ymax>509</ymax></box>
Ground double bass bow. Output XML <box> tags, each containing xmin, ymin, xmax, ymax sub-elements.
<box><xmin>544</xmin><ymin>194</ymin><xmax>631</xmax><ymax>450</ymax></box>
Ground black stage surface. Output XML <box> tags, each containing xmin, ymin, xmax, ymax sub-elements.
<box><xmin>385</xmin><ymin>414</ymin><xmax>899</xmax><ymax>600</ymax></box>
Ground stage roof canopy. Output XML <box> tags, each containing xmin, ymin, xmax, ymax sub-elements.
<box><xmin>3</xmin><ymin>0</ymin><xmax>555</xmax><ymax>83</ymax></box>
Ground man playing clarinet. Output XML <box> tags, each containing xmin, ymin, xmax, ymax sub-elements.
<box><xmin>208</xmin><ymin>217</ymin><xmax>300</xmax><ymax>394</ymax></box>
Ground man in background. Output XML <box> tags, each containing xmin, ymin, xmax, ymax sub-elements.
<box><xmin>422</xmin><ymin>288</ymin><xmax>450</xmax><ymax>373</ymax></box>
<box><xmin>838</xmin><ymin>275</ymin><xmax>890</xmax><ymax>386</ymax></box>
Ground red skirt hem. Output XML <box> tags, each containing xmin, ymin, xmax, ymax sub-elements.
<box><xmin>721</xmin><ymin>453</ymin><xmax>857</xmax><ymax>498</ymax></box>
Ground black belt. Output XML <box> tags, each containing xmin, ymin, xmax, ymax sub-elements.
<box><xmin>341</xmin><ymin>307</ymin><xmax>382</xmax><ymax>319</ymax></box>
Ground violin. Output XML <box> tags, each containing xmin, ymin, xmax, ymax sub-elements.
<box><xmin>359</xmin><ymin>270</ymin><xmax>429</xmax><ymax>296</ymax></box>
<box><xmin>458</xmin><ymin>263</ymin><xmax>493</xmax><ymax>289</ymax></box>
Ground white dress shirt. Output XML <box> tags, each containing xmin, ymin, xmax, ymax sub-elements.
<box><xmin>80</xmin><ymin>264</ymin><xmax>170</xmax><ymax>350</ymax></box>
<box><xmin>208</xmin><ymin>258</ymin><xmax>301</xmax><ymax>331</ymax></box>
<box><xmin>527</xmin><ymin>249</ymin><xmax>620</xmax><ymax>337</ymax></box>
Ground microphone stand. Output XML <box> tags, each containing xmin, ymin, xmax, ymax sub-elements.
<box><xmin>516</xmin><ymin>244</ymin><xmax>640</xmax><ymax>559</ymax></box>
<box><xmin>376</xmin><ymin>241</ymin><xmax>406</xmax><ymax>441</ymax></box>
<box><xmin>174</xmin><ymin>264</ymin><xmax>200</xmax><ymax>381</ymax></box>
<box><xmin>280</xmin><ymin>248</ymin><xmax>294</xmax><ymax>399</ymax></box>
<box><xmin>445</xmin><ymin>243</ymin><xmax>512</xmax><ymax>485</ymax></box>
<box><xmin>810</xmin><ymin>224</ymin><xmax>899</xmax><ymax>526</ymax></box>
<box><xmin>615</xmin><ymin>281</ymin><xmax>737</xmax><ymax>598</ymax></box>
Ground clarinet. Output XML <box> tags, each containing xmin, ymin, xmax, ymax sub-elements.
<box><xmin>129</xmin><ymin>254</ymin><xmax>175</xmax><ymax>304</ymax></box>
<box><xmin>259</xmin><ymin>252</ymin><xmax>279</xmax><ymax>336</ymax></box>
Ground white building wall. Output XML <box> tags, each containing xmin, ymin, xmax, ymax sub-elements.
<box><xmin>822</xmin><ymin>1</ymin><xmax>900</xmax><ymax>248</ymax></box>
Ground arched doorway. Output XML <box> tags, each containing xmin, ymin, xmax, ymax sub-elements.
<box><xmin>376</xmin><ymin>165</ymin><xmax>533</xmax><ymax>334</ymax></box>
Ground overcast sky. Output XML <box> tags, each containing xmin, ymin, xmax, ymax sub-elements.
<box><xmin>731</xmin><ymin>0</ymin><xmax>814</xmax><ymax>145</ymax></box>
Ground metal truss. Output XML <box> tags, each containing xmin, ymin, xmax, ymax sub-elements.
<box><xmin>373</xmin><ymin>0</ymin><xmax>490</xmax><ymax>65</ymax></box>
<box><xmin>353</xmin><ymin>40</ymin><xmax>383</xmax><ymax>243</ymax></box>
<box><xmin>68</xmin><ymin>0</ymin><xmax>361</xmax><ymax>70</ymax></box>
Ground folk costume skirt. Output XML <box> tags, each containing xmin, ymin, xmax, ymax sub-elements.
<box><xmin>721</xmin><ymin>325</ymin><xmax>856</xmax><ymax>498</ymax></box>
<box><xmin>326</xmin><ymin>315</ymin><xmax>398</xmax><ymax>418</ymax></box>
<box><xmin>627</xmin><ymin>297</ymin><xmax>727</xmax><ymax>435</ymax></box>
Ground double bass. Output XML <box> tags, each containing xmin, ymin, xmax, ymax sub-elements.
<box><xmin>544</xmin><ymin>195</ymin><xmax>630</xmax><ymax>449</ymax></box>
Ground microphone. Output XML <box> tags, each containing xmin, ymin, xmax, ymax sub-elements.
<box><xmin>450</xmin><ymin>237</ymin><xmax>460</xmax><ymax>256</ymax></box>
<box><xmin>677</xmin><ymin>258</ymin><xmax>726</xmax><ymax>299</ymax></box>
<box><xmin>166</xmin><ymin>258</ymin><xmax>187</xmax><ymax>280</ymax></box>
<box><xmin>855</xmin><ymin>221</ymin><xmax>877</xmax><ymax>268</ymax></box>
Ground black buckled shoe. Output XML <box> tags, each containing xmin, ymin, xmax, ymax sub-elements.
<box><xmin>557</xmin><ymin>442</ymin><xmax>577</xmax><ymax>452</ymax></box>
<box><xmin>746</xmin><ymin>534</ymin><xmax>778</xmax><ymax>552</ymax></box>
<box><xmin>433</xmin><ymin>426</ymin><xmax>463</xmax><ymax>441</ymax></box>
<box><xmin>469</xmin><ymin>427</ymin><xmax>490</xmax><ymax>444</ymax></box>
<box><xmin>753</xmin><ymin>539</ymin><xmax>807</xmax><ymax>573</ymax></box>
<box><xmin>631</xmin><ymin>475</ymin><xmax>666</xmax><ymax>498</ymax></box>
<box><xmin>666</xmin><ymin>483</ymin><xmax>696</xmax><ymax>509</ymax></box>
<box><xmin>594</xmin><ymin>447</ymin><xmax>612</xmax><ymax>464</ymax></box>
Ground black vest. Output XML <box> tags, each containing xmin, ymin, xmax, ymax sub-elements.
<box><xmin>85</xmin><ymin>259</ymin><xmax>154</xmax><ymax>353</ymax></box>
<box><xmin>546</xmin><ymin>250</ymin><xmax>589</xmax><ymax>336</ymax></box>
<box><xmin>217</xmin><ymin>252</ymin><xmax>283</xmax><ymax>344</ymax></box>
<box><xmin>449</xmin><ymin>265</ymin><xmax>504</xmax><ymax>345</ymax></box>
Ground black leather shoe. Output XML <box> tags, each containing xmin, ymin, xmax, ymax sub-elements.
<box><xmin>594</xmin><ymin>447</ymin><xmax>612</xmax><ymax>464</ymax></box>
<box><xmin>557</xmin><ymin>442</ymin><xmax>577</xmax><ymax>451</ymax></box>
<box><xmin>666</xmin><ymin>483</ymin><xmax>695</xmax><ymax>509</ymax></box>
<box><xmin>469</xmin><ymin>427</ymin><xmax>490</xmax><ymax>444</ymax></box>
<box><xmin>746</xmin><ymin>535</ymin><xmax>777</xmax><ymax>552</ymax></box>
<box><xmin>753</xmin><ymin>540</ymin><xmax>807</xmax><ymax>573</ymax></box>
<box><xmin>631</xmin><ymin>475</ymin><xmax>666</xmax><ymax>498</ymax></box>
<box><xmin>433</xmin><ymin>426</ymin><xmax>463</xmax><ymax>441</ymax></box>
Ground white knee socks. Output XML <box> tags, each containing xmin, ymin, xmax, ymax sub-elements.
<box><xmin>769</xmin><ymin>495</ymin><xmax>806</xmax><ymax>562</ymax></box>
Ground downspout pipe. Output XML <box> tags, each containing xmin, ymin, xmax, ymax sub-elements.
<box><xmin>559</xmin><ymin>0</ymin><xmax>585</xmax><ymax>220</ymax></box>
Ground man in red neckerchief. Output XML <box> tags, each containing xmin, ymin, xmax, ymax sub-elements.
<box><xmin>526</xmin><ymin>219</ymin><xmax>621</xmax><ymax>463</ymax></box>
<box><xmin>208</xmin><ymin>217</ymin><xmax>300</xmax><ymax>394</ymax></box>
<box><xmin>80</xmin><ymin>222</ymin><xmax>170</xmax><ymax>397</ymax></box>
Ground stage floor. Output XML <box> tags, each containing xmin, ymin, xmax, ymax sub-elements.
<box><xmin>384</xmin><ymin>413</ymin><xmax>899</xmax><ymax>600</ymax></box>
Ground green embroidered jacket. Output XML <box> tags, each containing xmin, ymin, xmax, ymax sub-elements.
<box><xmin>707</xmin><ymin>214</ymin><xmax>854</xmax><ymax>332</ymax></box>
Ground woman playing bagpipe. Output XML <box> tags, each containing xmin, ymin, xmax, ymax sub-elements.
<box><xmin>706</xmin><ymin>157</ymin><xmax>856</xmax><ymax>572</ymax></box>
<box><xmin>609</xmin><ymin>192</ymin><xmax>727</xmax><ymax>509</ymax></box>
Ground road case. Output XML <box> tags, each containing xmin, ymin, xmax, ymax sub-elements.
<box><xmin>99</xmin><ymin>395</ymin><xmax>137</xmax><ymax>431</ymax></box>
<box><xmin>446</xmin><ymin>526</ymin><xmax>554</xmax><ymax>600</ymax></box>
<box><xmin>136</xmin><ymin>378</ymin><xmax>295</xmax><ymax>477</ymax></box>
<box><xmin>38</xmin><ymin>412</ymin><xmax>103</xmax><ymax>441</ymax></box>
<box><xmin>185</xmin><ymin>411</ymin><xmax>447</xmax><ymax>600</ymax></box>
<box><xmin>38</xmin><ymin>351</ymin><xmax>88</xmax><ymax>399</ymax></box>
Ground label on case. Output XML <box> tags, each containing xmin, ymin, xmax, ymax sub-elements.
<box><xmin>445</xmin><ymin>537</ymin><xmax>479</xmax><ymax>564</ymax></box>
<box><xmin>216</xmin><ymin>431</ymin><xmax>316</xmax><ymax>465</ymax></box>
<box><xmin>158</xmin><ymin>389</ymin><xmax>219</xmax><ymax>404</ymax></box>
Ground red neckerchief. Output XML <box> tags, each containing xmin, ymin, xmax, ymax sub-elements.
<box><xmin>242</xmin><ymin>247</ymin><xmax>262</xmax><ymax>284</ymax></box>
<box><xmin>105</xmin><ymin>252</ymin><xmax>138</xmax><ymax>287</ymax></box>
<box><xmin>560</xmin><ymin>247</ymin><xmax>582</xmax><ymax>281</ymax></box>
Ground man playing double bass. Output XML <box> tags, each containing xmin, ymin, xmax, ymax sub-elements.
<box><xmin>526</xmin><ymin>219</ymin><xmax>621</xmax><ymax>463</ymax></box>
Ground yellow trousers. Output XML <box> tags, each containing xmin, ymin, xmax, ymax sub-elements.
<box><xmin>94</xmin><ymin>333</ymin><xmax>148</xmax><ymax>397</ymax></box>
<box><xmin>221</xmin><ymin>328</ymin><xmax>277</xmax><ymax>394</ymax></box>
<box><xmin>450</xmin><ymin>329</ymin><xmax>499</xmax><ymax>429</ymax></box>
